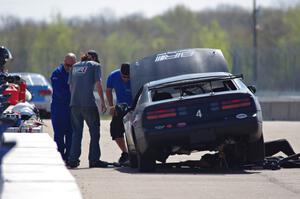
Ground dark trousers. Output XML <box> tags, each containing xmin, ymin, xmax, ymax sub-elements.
<box><xmin>265</xmin><ymin>139</ymin><xmax>296</xmax><ymax>157</ymax></box>
<box><xmin>68</xmin><ymin>106</ymin><xmax>101</xmax><ymax>163</ymax></box>
<box><xmin>51</xmin><ymin>103</ymin><xmax>73</xmax><ymax>161</ymax></box>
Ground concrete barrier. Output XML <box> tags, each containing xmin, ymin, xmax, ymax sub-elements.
<box><xmin>0</xmin><ymin>133</ymin><xmax>82</xmax><ymax>199</ymax></box>
<box><xmin>259</xmin><ymin>98</ymin><xmax>300</xmax><ymax>121</ymax></box>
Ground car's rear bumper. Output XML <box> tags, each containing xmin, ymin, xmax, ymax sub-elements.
<box><xmin>142</xmin><ymin>116</ymin><xmax>262</xmax><ymax>152</ymax></box>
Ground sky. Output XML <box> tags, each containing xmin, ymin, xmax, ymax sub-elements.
<box><xmin>0</xmin><ymin>0</ymin><xmax>299</xmax><ymax>21</ymax></box>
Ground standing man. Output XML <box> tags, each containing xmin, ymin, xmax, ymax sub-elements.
<box><xmin>106</xmin><ymin>63</ymin><xmax>132</xmax><ymax>165</ymax></box>
<box><xmin>51</xmin><ymin>53</ymin><xmax>77</xmax><ymax>162</ymax></box>
<box><xmin>67</xmin><ymin>50</ymin><xmax>107</xmax><ymax>168</ymax></box>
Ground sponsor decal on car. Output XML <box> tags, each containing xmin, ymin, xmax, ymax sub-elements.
<box><xmin>236</xmin><ymin>113</ymin><xmax>248</xmax><ymax>119</ymax></box>
<box><xmin>155</xmin><ymin>49</ymin><xmax>195</xmax><ymax>62</ymax></box>
<box><xmin>177</xmin><ymin>122</ymin><xmax>187</xmax><ymax>128</ymax></box>
<box><xmin>154</xmin><ymin>125</ymin><xmax>165</xmax><ymax>130</ymax></box>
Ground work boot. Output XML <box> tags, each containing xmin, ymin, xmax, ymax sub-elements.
<box><xmin>66</xmin><ymin>160</ymin><xmax>80</xmax><ymax>169</ymax></box>
<box><xmin>118</xmin><ymin>152</ymin><xmax>129</xmax><ymax>165</ymax></box>
<box><xmin>89</xmin><ymin>160</ymin><xmax>109</xmax><ymax>168</ymax></box>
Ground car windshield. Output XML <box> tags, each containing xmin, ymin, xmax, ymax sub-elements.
<box><xmin>30</xmin><ymin>75</ymin><xmax>48</xmax><ymax>85</ymax></box>
<box><xmin>20</xmin><ymin>75</ymin><xmax>32</xmax><ymax>85</ymax></box>
<box><xmin>151</xmin><ymin>79</ymin><xmax>237</xmax><ymax>101</ymax></box>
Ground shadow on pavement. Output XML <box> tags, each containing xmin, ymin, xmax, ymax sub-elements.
<box><xmin>113</xmin><ymin>164</ymin><xmax>260</xmax><ymax>175</ymax></box>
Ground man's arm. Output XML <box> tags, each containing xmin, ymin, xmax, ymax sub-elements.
<box><xmin>95</xmin><ymin>80</ymin><xmax>107</xmax><ymax>113</ymax></box>
<box><xmin>105</xmin><ymin>87</ymin><xmax>116</xmax><ymax>116</ymax></box>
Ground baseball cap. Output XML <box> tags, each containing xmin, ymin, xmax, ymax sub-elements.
<box><xmin>87</xmin><ymin>50</ymin><xmax>100</xmax><ymax>63</ymax></box>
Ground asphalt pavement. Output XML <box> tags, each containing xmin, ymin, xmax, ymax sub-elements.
<box><xmin>42</xmin><ymin>120</ymin><xmax>300</xmax><ymax>199</ymax></box>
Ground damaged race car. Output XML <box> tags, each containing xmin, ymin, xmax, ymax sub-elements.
<box><xmin>123</xmin><ymin>48</ymin><xmax>265</xmax><ymax>172</ymax></box>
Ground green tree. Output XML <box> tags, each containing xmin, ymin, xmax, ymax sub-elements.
<box><xmin>192</xmin><ymin>20</ymin><xmax>232</xmax><ymax>71</ymax></box>
<box><xmin>102</xmin><ymin>31</ymin><xmax>143</xmax><ymax>75</ymax></box>
<box><xmin>30</xmin><ymin>16</ymin><xmax>78</xmax><ymax>77</ymax></box>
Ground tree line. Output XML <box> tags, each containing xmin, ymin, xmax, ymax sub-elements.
<box><xmin>1</xmin><ymin>4</ymin><xmax>300</xmax><ymax>93</ymax></box>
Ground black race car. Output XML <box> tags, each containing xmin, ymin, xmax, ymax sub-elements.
<box><xmin>123</xmin><ymin>48</ymin><xmax>264</xmax><ymax>172</ymax></box>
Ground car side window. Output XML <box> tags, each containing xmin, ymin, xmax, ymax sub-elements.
<box><xmin>234</xmin><ymin>79</ymin><xmax>248</xmax><ymax>90</ymax></box>
<box><xmin>212</xmin><ymin>80</ymin><xmax>237</xmax><ymax>92</ymax></box>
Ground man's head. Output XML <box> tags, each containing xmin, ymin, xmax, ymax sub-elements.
<box><xmin>120</xmin><ymin>62</ymin><xmax>130</xmax><ymax>82</ymax></box>
<box><xmin>64</xmin><ymin>53</ymin><xmax>77</xmax><ymax>72</ymax></box>
<box><xmin>0</xmin><ymin>46</ymin><xmax>13</xmax><ymax>71</ymax></box>
<box><xmin>87</xmin><ymin>50</ymin><xmax>100</xmax><ymax>63</ymax></box>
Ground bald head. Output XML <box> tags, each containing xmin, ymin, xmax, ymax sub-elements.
<box><xmin>64</xmin><ymin>53</ymin><xmax>77</xmax><ymax>72</ymax></box>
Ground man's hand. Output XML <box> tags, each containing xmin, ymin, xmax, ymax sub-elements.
<box><xmin>101</xmin><ymin>103</ymin><xmax>107</xmax><ymax>113</ymax></box>
<box><xmin>109</xmin><ymin>106</ymin><xmax>116</xmax><ymax>116</ymax></box>
<box><xmin>95</xmin><ymin>80</ymin><xmax>106</xmax><ymax>113</ymax></box>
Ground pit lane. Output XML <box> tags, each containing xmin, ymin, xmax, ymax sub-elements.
<box><xmin>44</xmin><ymin>120</ymin><xmax>300</xmax><ymax>199</ymax></box>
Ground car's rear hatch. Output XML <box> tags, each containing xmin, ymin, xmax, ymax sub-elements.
<box><xmin>142</xmin><ymin>74</ymin><xmax>259</xmax><ymax>145</ymax></box>
<box><xmin>143</xmin><ymin>92</ymin><xmax>257</xmax><ymax>130</ymax></box>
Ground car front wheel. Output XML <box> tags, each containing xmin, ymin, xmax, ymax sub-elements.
<box><xmin>125</xmin><ymin>137</ymin><xmax>138</xmax><ymax>168</ymax></box>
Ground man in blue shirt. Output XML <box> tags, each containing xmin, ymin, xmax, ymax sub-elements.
<box><xmin>51</xmin><ymin>53</ymin><xmax>77</xmax><ymax>162</ymax></box>
<box><xmin>106</xmin><ymin>63</ymin><xmax>132</xmax><ymax>165</ymax></box>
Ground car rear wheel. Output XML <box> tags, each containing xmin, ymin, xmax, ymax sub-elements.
<box><xmin>246</xmin><ymin>134</ymin><xmax>265</xmax><ymax>163</ymax></box>
<box><xmin>137</xmin><ymin>149</ymin><xmax>156</xmax><ymax>172</ymax></box>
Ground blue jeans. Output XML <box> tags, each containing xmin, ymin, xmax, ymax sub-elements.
<box><xmin>68</xmin><ymin>106</ymin><xmax>101</xmax><ymax>163</ymax></box>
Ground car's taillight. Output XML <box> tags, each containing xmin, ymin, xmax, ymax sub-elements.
<box><xmin>39</xmin><ymin>89</ymin><xmax>52</xmax><ymax>96</ymax></box>
<box><xmin>146</xmin><ymin>108</ymin><xmax>177</xmax><ymax>120</ymax></box>
<box><xmin>221</xmin><ymin>98</ymin><xmax>251</xmax><ymax>110</ymax></box>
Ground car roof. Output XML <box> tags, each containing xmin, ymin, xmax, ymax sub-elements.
<box><xmin>130</xmin><ymin>48</ymin><xmax>229</xmax><ymax>98</ymax></box>
<box><xmin>10</xmin><ymin>72</ymin><xmax>50</xmax><ymax>86</ymax></box>
<box><xmin>10</xmin><ymin>72</ymin><xmax>44</xmax><ymax>76</ymax></box>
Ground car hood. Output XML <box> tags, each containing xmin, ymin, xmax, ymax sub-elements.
<box><xmin>130</xmin><ymin>48</ymin><xmax>229</xmax><ymax>98</ymax></box>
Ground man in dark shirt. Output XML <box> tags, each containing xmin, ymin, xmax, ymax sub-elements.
<box><xmin>51</xmin><ymin>53</ymin><xmax>76</xmax><ymax>161</ymax></box>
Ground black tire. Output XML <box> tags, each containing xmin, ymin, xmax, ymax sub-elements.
<box><xmin>137</xmin><ymin>149</ymin><xmax>156</xmax><ymax>172</ymax></box>
<box><xmin>246</xmin><ymin>134</ymin><xmax>265</xmax><ymax>163</ymax></box>
<box><xmin>224</xmin><ymin>142</ymin><xmax>247</xmax><ymax>168</ymax></box>
<box><xmin>125</xmin><ymin>137</ymin><xmax>138</xmax><ymax>168</ymax></box>
<box><xmin>129</xmin><ymin>152</ymin><xmax>138</xmax><ymax>168</ymax></box>
<box><xmin>39</xmin><ymin>110</ymin><xmax>51</xmax><ymax>119</ymax></box>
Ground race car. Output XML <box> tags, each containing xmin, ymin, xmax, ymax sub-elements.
<box><xmin>123</xmin><ymin>48</ymin><xmax>265</xmax><ymax>172</ymax></box>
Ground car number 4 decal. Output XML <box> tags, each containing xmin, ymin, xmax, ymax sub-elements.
<box><xmin>196</xmin><ymin>109</ymin><xmax>202</xmax><ymax>118</ymax></box>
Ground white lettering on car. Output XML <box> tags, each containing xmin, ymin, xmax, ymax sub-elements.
<box><xmin>196</xmin><ymin>109</ymin><xmax>202</xmax><ymax>118</ymax></box>
<box><xmin>155</xmin><ymin>49</ymin><xmax>195</xmax><ymax>62</ymax></box>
